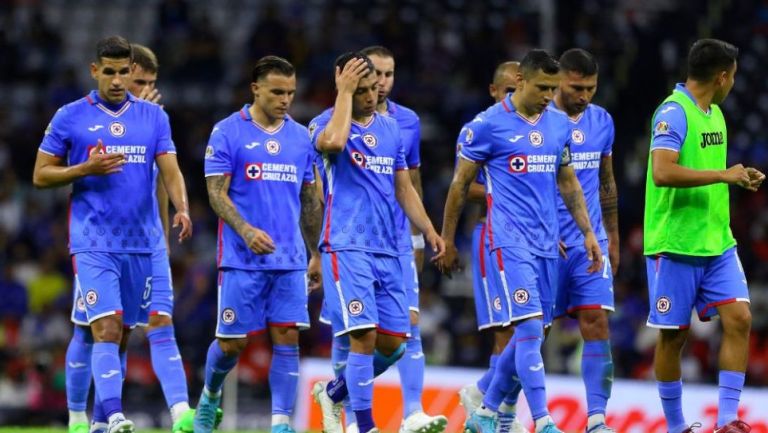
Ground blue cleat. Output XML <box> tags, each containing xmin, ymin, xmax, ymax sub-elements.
<box><xmin>537</xmin><ymin>421</ymin><xmax>564</xmax><ymax>433</ymax></box>
<box><xmin>193</xmin><ymin>390</ymin><xmax>222</xmax><ymax>433</ymax></box>
<box><xmin>272</xmin><ymin>424</ymin><xmax>297</xmax><ymax>433</ymax></box>
<box><xmin>464</xmin><ymin>410</ymin><xmax>496</xmax><ymax>433</ymax></box>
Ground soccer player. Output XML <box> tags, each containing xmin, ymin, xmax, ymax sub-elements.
<box><xmin>195</xmin><ymin>55</ymin><xmax>323</xmax><ymax>433</ymax></box>
<box><xmin>645</xmin><ymin>39</ymin><xmax>763</xmax><ymax>433</ymax></box>
<box><xmin>64</xmin><ymin>43</ymin><xmax>202</xmax><ymax>433</ymax></box>
<box><xmin>551</xmin><ymin>49</ymin><xmax>618</xmax><ymax>433</ymax></box>
<box><xmin>437</xmin><ymin>50</ymin><xmax>602</xmax><ymax>433</ymax></box>
<box><xmin>33</xmin><ymin>36</ymin><xmax>192</xmax><ymax>433</ymax></box>
<box><xmin>458</xmin><ymin>60</ymin><xmax>529</xmax><ymax>433</ymax></box>
<box><xmin>310</xmin><ymin>52</ymin><xmax>445</xmax><ymax>433</ymax></box>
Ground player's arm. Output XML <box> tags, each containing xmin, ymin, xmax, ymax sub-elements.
<box><xmin>438</xmin><ymin>158</ymin><xmax>481</xmax><ymax>275</ymax></box>
<box><xmin>467</xmin><ymin>181</ymin><xmax>486</xmax><ymax>203</ymax></box>
<box><xmin>395</xmin><ymin>169</ymin><xmax>445</xmax><ymax>259</ymax></box>
<box><xmin>205</xmin><ymin>174</ymin><xmax>275</xmax><ymax>254</ymax></box>
<box><xmin>156</xmin><ymin>179</ymin><xmax>171</xmax><ymax>251</ymax></box>
<box><xmin>314</xmin><ymin>164</ymin><xmax>325</xmax><ymax>205</ymax></box>
<box><xmin>156</xmin><ymin>153</ymin><xmax>192</xmax><ymax>243</ymax></box>
<box><xmin>651</xmin><ymin>149</ymin><xmax>750</xmax><ymax>188</ymax></box>
<box><xmin>599</xmin><ymin>155</ymin><xmax>619</xmax><ymax>275</ymax></box>
<box><xmin>315</xmin><ymin>58</ymin><xmax>371</xmax><ymax>153</ymax></box>
<box><xmin>557</xmin><ymin>164</ymin><xmax>602</xmax><ymax>273</ymax></box>
<box><xmin>33</xmin><ymin>139</ymin><xmax>125</xmax><ymax>188</ymax></box>
<box><xmin>300</xmin><ymin>181</ymin><xmax>323</xmax><ymax>290</ymax></box>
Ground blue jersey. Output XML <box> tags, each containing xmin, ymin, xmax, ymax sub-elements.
<box><xmin>383</xmin><ymin>100</ymin><xmax>421</xmax><ymax>254</ymax></box>
<box><xmin>309</xmin><ymin>110</ymin><xmax>407</xmax><ymax>256</ymax></box>
<box><xmin>459</xmin><ymin>97</ymin><xmax>572</xmax><ymax>258</ymax></box>
<box><xmin>650</xmin><ymin>83</ymin><xmax>694</xmax><ymax>153</ymax></box>
<box><xmin>204</xmin><ymin>106</ymin><xmax>315</xmax><ymax>271</ymax></box>
<box><xmin>555</xmin><ymin>103</ymin><xmax>614</xmax><ymax>247</ymax></box>
<box><xmin>39</xmin><ymin>90</ymin><xmax>175</xmax><ymax>254</ymax></box>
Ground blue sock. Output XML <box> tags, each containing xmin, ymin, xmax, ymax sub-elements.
<box><xmin>270</xmin><ymin>345</ymin><xmax>299</xmax><ymax>417</ymax></box>
<box><xmin>503</xmin><ymin>380</ymin><xmax>522</xmax><ymax>407</ymax></box>
<box><xmin>66</xmin><ymin>327</ymin><xmax>93</xmax><ymax>412</ymax></box>
<box><xmin>325</xmin><ymin>343</ymin><xmax>405</xmax><ymax>404</ymax></box>
<box><xmin>93</xmin><ymin>388</ymin><xmax>106</xmax><ymax>423</ymax></box>
<box><xmin>147</xmin><ymin>325</ymin><xmax>189</xmax><ymax>408</ymax></box>
<box><xmin>91</xmin><ymin>342</ymin><xmax>123</xmax><ymax>418</ymax></box>
<box><xmin>582</xmin><ymin>340</ymin><xmax>613</xmax><ymax>417</ymax></box>
<box><xmin>477</xmin><ymin>354</ymin><xmax>499</xmax><ymax>394</ymax></box>
<box><xmin>374</xmin><ymin>343</ymin><xmax>406</xmax><ymax>376</ymax></box>
<box><xmin>203</xmin><ymin>340</ymin><xmax>238</xmax><ymax>394</ymax></box>
<box><xmin>514</xmin><ymin>319</ymin><xmax>548</xmax><ymax>420</ymax></box>
<box><xmin>717</xmin><ymin>370</ymin><xmax>744</xmax><ymax>427</ymax></box>
<box><xmin>331</xmin><ymin>336</ymin><xmax>355</xmax><ymax>425</ymax></box>
<box><xmin>658</xmin><ymin>380</ymin><xmax>687</xmax><ymax>433</ymax></box>
<box><xmin>482</xmin><ymin>335</ymin><xmax>517</xmax><ymax>411</ymax></box>
<box><xmin>398</xmin><ymin>325</ymin><xmax>425</xmax><ymax>417</ymax></box>
<box><xmin>347</xmin><ymin>352</ymin><xmax>375</xmax><ymax>433</ymax></box>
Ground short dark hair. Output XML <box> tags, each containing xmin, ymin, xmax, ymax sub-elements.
<box><xmin>492</xmin><ymin>61</ymin><xmax>519</xmax><ymax>84</ymax></box>
<box><xmin>559</xmin><ymin>48</ymin><xmax>598</xmax><ymax>76</ymax></box>
<box><xmin>251</xmin><ymin>55</ymin><xmax>295</xmax><ymax>82</ymax></box>
<box><xmin>96</xmin><ymin>36</ymin><xmax>132</xmax><ymax>62</ymax></box>
<box><xmin>687</xmin><ymin>39</ymin><xmax>739</xmax><ymax>81</ymax></box>
<box><xmin>360</xmin><ymin>45</ymin><xmax>394</xmax><ymax>59</ymax></box>
<box><xmin>519</xmin><ymin>49</ymin><xmax>560</xmax><ymax>79</ymax></box>
<box><xmin>334</xmin><ymin>51</ymin><xmax>374</xmax><ymax>77</ymax></box>
<box><xmin>131</xmin><ymin>44</ymin><xmax>158</xmax><ymax>73</ymax></box>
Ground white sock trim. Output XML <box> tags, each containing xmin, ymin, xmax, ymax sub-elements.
<box><xmin>170</xmin><ymin>401</ymin><xmax>191</xmax><ymax>423</ymax></box>
<box><xmin>272</xmin><ymin>414</ymin><xmax>291</xmax><ymax>426</ymax></box>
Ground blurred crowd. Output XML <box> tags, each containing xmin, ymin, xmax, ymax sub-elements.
<box><xmin>0</xmin><ymin>0</ymin><xmax>767</xmax><ymax>424</ymax></box>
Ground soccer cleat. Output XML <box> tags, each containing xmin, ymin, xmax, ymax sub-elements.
<box><xmin>536</xmin><ymin>421</ymin><xmax>563</xmax><ymax>433</ymax></box>
<box><xmin>715</xmin><ymin>420</ymin><xmax>752</xmax><ymax>433</ymax></box>
<box><xmin>586</xmin><ymin>424</ymin><xmax>616</xmax><ymax>433</ymax></box>
<box><xmin>172</xmin><ymin>408</ymin><xmax>195</xmax><ymax>433</ymax></box>
<box><xmin>272</xmin><ymin>423</ymin><xmax>297</xmax><ymax>433</ymax></box>
<box><xmin>193</xmin><ymin>391</ymin><xmax>222</xmax><ymax>433</ymax></box>
<box><xmin>347</xmin><ymin>422</ymin><xmax>359</xmax><ymax>433</ymax></box>
<box><xmin>105</xmin><ymin>415</ymin><xmax>134</xmax><ymax>433</ymax></box>
<box><xmin>69</xmin><ymin>422</ymin><xmax>89</xmax><ymax>433</ymax></box>
<box><xmin>90</xmin><ymin>421</ymin><xmax>108</xmax><ymax>433</ymax></box>
<box><xmin>498</xmin><ymin>414</ymin><xmax>529</xmax><ymax>433</ymax></box>
<box><xmin>313</xmin><ymin>381</ymin><xmax>343</xmax><ymax>433</ymax></box>
<box><xmin>361</xmin><ymin>428</ymin><xmax>380</xmax><ymax>433</ymax></box>
<box><xmin>676</xmin><ymin>422</ymin><xmax>703</xmax><ymax>433</ymax></box>
<box><xmin>458</xmin><ymin>384</ymin><xmax>484</xmax><ymax>419</ymax></box>
<box><xmin>464</xmin><ymin>410</ymin><xmax>496</xmax><ymax>433</ymax></box>
<box><xmin>399</xmin><ymin>411</ymin><xmax>448</xmax><ymax>433</ymax></box>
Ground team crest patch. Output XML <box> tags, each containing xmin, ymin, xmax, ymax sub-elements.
<box><xmin>85</xmin><ymin>290</ymin><xmax>98</xmax><ymax>306</ymax></box>
<box><xmin>348</xmin><ymin>299</ymin><xmax>364</xmax><ymax>316</ymax></box>
<box><xmin>493</xmin><ymin>296</ymin><xmax>502</xmax><ymax>312</ymax></box>
<box><xmin>528</xmin><ymin>130</ymin><xmax>544</xmax><ymax>147</ymax></box>
<box><xmin>351</xmin><ymin>151</ymin><xmax>366</xmax><ymax>167</ymax></box>
<box><xmin>508</xmin><ymin>155</ymin><xmax>527</xmax><ymax>173</ymax></box>
<box><xmin>513</xmin><ymin>288</ymin><xmax>530</xmax><ymax>305</ymax></box>
<box><xmin>265</xmin><ymin>139</ymin><xmax>281</xmax><ymax>155</ymax></box>
<box><xmin>76</xmin><ymin>296</ymin><xmax>86</xmax><ymax>312</ymax></box>
<box><xmin>109</xmin><ymin>121</ymin><xmax>126</xmax><ymax>137</ymax></box>
<box><xmin>362</xmin><ymin>133</ymin><xmax>377</xmax><ymax>148</ymax></box>
<box><xmin>44</xmin><ymin>123</ymin><xmax>53</xmax><ymax>135</ymax></box>
<box><xmin>464</xmin><ymin>128</ymin><xmax>474</xmax><ymax>144</ymax></box>
<box><xmin>571</xmin><ymin>129</ymin><xmax>585</xmax><ymax>144</ymax></box>
<box><xmin>654</xmin><ymin>121</ymin><xmax>670</xmax><ymax>136</ymax></box>
<box><xmin>308</xmin><ymin>123</ymin><xmax>318</xmax><ymax>140</ymax></box>
<box><xmin>656</xmin><ymin>296</ymin><xmax>671</xmax><ymax>314</ymax></box>
<box><xmin>245</xmin><ymin>163</ymin><xmax>262</xmax><ymax>180</ymax></box>
<box><xmin>204</xmin><ymin>145</ymin><xmax>214</xmax><ymax>159</ymax></box>
<box><xmin>222</xmin><ymin>308</ymin><xmax>236</xmax><ymax>324</ymax></box>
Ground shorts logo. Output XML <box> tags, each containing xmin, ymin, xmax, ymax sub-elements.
<box><xmin>76</xmin><ymin>296</ymin><xmax>86</xmax><ymax>312</ymax></box>
<box><xmin>493</xmin><ymin>296</ymin><xmax>502</xmax><ymax>311</ymax></box>
<box><xmin>222</xmin><ymin>308</ymin><xmax>236</xmax><ymax>324</ymax></box>
<box><xmin>362</xmin><ymin>133</ymin><xmax>377</xmax><ymax>148</ymax></box>
<box><xmin>245</xmin><ymin>163</ymin><xmax>262</xmax><ymax>180</ymax></box>
<box><xmin>656</xmin><ymin>296</ymin><xmax>671</xmax><ymax>314</ymax></box>
<box><xmin>513</xmin><ymin>288</ymin><xmax>530</xmax><ymax>305</ymax></box>
<box><xmin>571</xmin><ymin>129</ymin><xmax>585</xmax><ymax>145</ymax></box>
<box><xmin>351</xmin><ymin>151</ymin><xmax>366</xmax><ymax>167</ymax></box>
<box><xmin>508</xmin><ymin>155</ymin><xmax>527</xmax><ymax>173</ymax></box>
<box><xmin>348</xmin><ymin>299</ymin><xmax>364</xmax><ymax>316</ymax></box>
<box><xmin>528</xmin><ymin>130</ymin><xmax>544</xmax><ymax>147</ymax></box>
<box><xmin>265</xmin><ymin>139</ymin><xmax>281</xmax><ymax>155</ymax></box>
<box><xmin>109</xmin><ymin>121</ymin><xmax>126</xmax><ymax>137</ymax></box>
<box><xmin>85</xmin><ymin>290</ymin><xmax>98</xmax><ymax>306</ymax></box>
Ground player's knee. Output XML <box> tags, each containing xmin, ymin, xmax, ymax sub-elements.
<box><xmin>409</xmin><ymin>310</ymin><xmax>419</xmax><ymax>326</ymax></box>
<box><xmin>493</xmin><ymin>327</ymin><xmax>514</xmax><ymax>351</ymax></box>
<box><xmin>218</xmin><ymin>337</ymin><xmax>248</xmax><ymax>357</ymax></box>
<box><xmin>721</xmin><ymin>304</ymin><xmax>752</xmax><ymax>336</ymax></box>
<box><xmin>91</xmin><ymin>316</ymin><xmax>124</xmax><ymax>343</ymax></box>
<box><xmin>658</xmin><ymin>328</ymin><xmax>688</xmax><ymax>351</ymax></box>
<box><xmin>269</xmin><ymin>326</ymin><xmax>299</xmax><ymax>346</ymax></box>
<box><xmin>147</xmin><ymin>314</ymin><xmax>173</xmax><ymax>330</ymax></box>
<box><xmin>375</xmin><ymin>334</ymin><xmax>407</xmax><ymax>357</ymax></box>
<box><xmin>578</xmin><ymin>309</ymin><xmax>610</xmax><ymax>340</ymax></box>
<box><xmin>349</xmin><ymin>328</ymin><xmax>377</xmax><ymax>354</ymax></box>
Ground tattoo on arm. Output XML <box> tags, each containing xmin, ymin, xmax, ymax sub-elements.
<box><xmin>300</xmin><ymin>183</ymin><xmax>323</xmax><ymax>253</ymax></box>
<box><xmin>559</xmin><ymin>168</ymin><xmax>593</xmax><ymax>236</ymax></box>
<box><xmin>206</xmin><ymin>175</ymin><xmax>250</xmax><ymax>238</ymax></box>
<box><xmin>599</xmin><ymin>156</ymin><xmax>619</xmax><ymax>235</ymax></box>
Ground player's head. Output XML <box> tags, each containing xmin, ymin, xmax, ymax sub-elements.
<box><xmin>90</xmin><ymin>36</ymin><xmax>133</xmax><ymax>104</ymax></box>
<box><xmin>557</xmin><ymin>48</ymin><xmax>598</xmax><ymax>115</ymax></box>
<box><xmin>687</xmin><ymin>38</ymin><xmax>739</xmax><ymax>103</ymax></box>
<box><xmin>489</xmin><ymin>61</ymin><xmax>519</xmax><ymax>102</ymax></box>
<box><xmin>516</xmin><ymin>49</ymin><xmax>560</xmax><ymax>114</ymax></box>
<box><xmin>129</xmin><ymin>44</ymin><xmax>158</xmax><ymax>98</ymax></box>
<box><xmin>360</xmin><ymin>45</ymin><xmax>395</xmax><ymax>105</ymax></box>
<box><xmin>335</xmin><ymin>52</ymin><xmax>377</xmax><ymax>118</ymax></box>
<box><xmin>250</xmin><ymin>55</ymin><xmax>296</xmax><ymax>121</ymax></box>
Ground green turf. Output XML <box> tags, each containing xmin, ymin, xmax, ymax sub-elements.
<box><xmin>0</xmin><ymin>429</ymin><xmax>267</xmax><ymax>433</ymax></box>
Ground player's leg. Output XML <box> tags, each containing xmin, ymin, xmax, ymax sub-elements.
<box><xmin>67</xmin><ymin>283</ymin><xmax>94</xmax><ymax>433</ymax></box>
<box><xmin>397</xmin><ymin>253</ymin><xmax>424</xmax><ymax>419</ymax></box>
<box><xmin>322</xmin><ymin>298</ymin><xmax>357</xmax><ymax>431</ymax></box>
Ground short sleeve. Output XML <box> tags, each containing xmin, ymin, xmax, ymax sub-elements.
<box><xmin>455</xmin><ymin>123</ymin><xmax>485</xmax><ymax>184</ymax></box>
<box><xmin>457</xmin><ymin>118</ymin><xmax>491</xmax><ymax>163</ymax></box>
<box><xmin>204</xmin><ymin>124</ymin><xmax>233</xmax><ymax>176</ymax></box>
<box><xmin>651</xmin><ymin>102</ymin><xmax>687</xmax><ymax>153</ymax></box>
<box><xmin>309</xmin><ymin>116</ymin><xmax>330</xmax><ymax>151</ymax></box>
<box><xmin>403</xmin><ymin>117</ymin><xmax>421</xmax><ymax>169</ymax></box>
<box><xmin>395</xmin><ymin>132</ymin><xmax>407</xmax><ymax>171</ymax></box>
<box><xmin>39</xmin><ymin>107</ymin><xmax>71</xmax><ymax>158</ymax></box>
<box><xmin>155</xmin><ymin>109</ymin><xmax>176</xmax><ymax>155</ymax></box>
<box><xmin>303</xmin><ymin>144</ymin><xmax>316</xmax><ymax>184</ymax></box>
<box><xmin>603</xmin><ymin>113</ymin><xmax>615</xmax><ymax>157</ymax></box>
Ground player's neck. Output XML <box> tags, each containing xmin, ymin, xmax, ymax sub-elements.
<box><xmin>352</xmin><ymin>113</ymin><xmax>374</xmax><ymax>124</ymax></box>
<box><xmin>552</xmin><ymin>93</ymin><xmax>580</xmax><ymax>119</ymax></box>
<box><xmin>376</xmin><ymin>99</ymin><xmax>388</xmax><ymax>115</ymax></box>
<box><xmin>95</xmin><ymin>91</ymin><xmax>127</xmax><ymax>109</ymax></box>
<box><xmin>511</xmin><ymin>93</ymin><xmax>541</xmax><ymax>119</ymax></box>
<box><xmin>249</xmin><ymin>104</ymin><xmax>283</xmax><ymax>130</ymax></box>
<box><xmin>683</xmin><ymin>80</ymin><xmax>714</xmax><ymax>111</ymax></box>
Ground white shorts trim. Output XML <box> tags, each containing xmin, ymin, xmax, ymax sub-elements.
<box><xmin>333</xmin><ymin>323</ymin><xmax>376</xmax><ymax>338</ymax></box>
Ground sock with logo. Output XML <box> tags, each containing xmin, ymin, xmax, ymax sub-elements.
<box><xmin>477</xmin><ymin>354</ymin><xmax>499</xmax><ymax>394</ymax></box>
<box><xmin>270</xmin><ymin>344</ymin><xmax>300</xmax><ymax>418</ymax></box>
<box><xmin>91</xmin><ymin>342</ymin><xmax>123</xmax><ymax>418</ymax></box>
<box><xmin>66</xmin><ymin>326</ymin><xmax>93</xmax><ymax>415</ymax></box>
<box><xmin>347</xmin><ymin>352</ymin><xmax>375</xmax><ymax>433</ymax></box>
<box><xmin>482</xmin><ymin>334</ymin><xmax>517</xmax><ymax>412</ymax></box>
<box><xmin>331</xmin><ymin>335</ymin><xmax>356</xmax><ymax>426</ymax></box>
<box><xmin>147</xmin><ymin>325</ymin><xmax>189</xmax><ymax>409</ymax></box>
<box><xmin>514</xmin><ymin>319</ymin><xmax>548</xmax><ymax>421</ymax></box>
<box><xmin>203</xmin><ymin>340</ymin><xmax>239</xmax><ymax>394</ymax></box>
<box><xmin>398</xmin><ymin>325</ymin><xmax>425</xmax><ymax>418</ymax></box>
<box><xmin>582</xmin><ymin>339</ymin><xmax>613</xmax><ymax>418</ymax></box>
<box><xmin>717</xmin><ymin>370</ymin><xmax>745</xmax><ymax>427</ymax></box>
<box><xmin>658</xmin><ymin>380</ymin><xmax>687</xmax><ymax>433</ymax></box>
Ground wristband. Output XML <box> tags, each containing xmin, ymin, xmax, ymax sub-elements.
<box><xmin>411</xmin><ymin>234</ymin><xmax>425</xmax><ymax>249</ymax></box>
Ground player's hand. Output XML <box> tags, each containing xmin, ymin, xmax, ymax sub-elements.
<box><xmin>84</xmin><ymin>139</ymin><xmax>125</xmax><ymax>175</ymax></box>
<box><xmin>172</xmin><ymin>211</ymin><xmax>192</xmax><ymax>243</ymax></box>
<box><xmin>241</xmin><ymin>225</ymin><xmax>276</xmax><ymax>254</ymax></box>
<box><xmin>722</xmin><ymin>164</ymin><xmax>751</xmax><ymax>189</ymax></box>
<box><xmin>558</xmin><ymin>240</ymin><xmax>568</xmax><ymax>259</ymax></box>
<box><xmin>434</xmin><ymin>239</ymin><xmax>459</xmax><ymax>277</ymax></box>
<box><xmin>608</xmin><ymin>238</ymin><xmax>619</xmax><ymax>276</ymax></box>
<box><xmin>138</xmin><ymin>86</ymin><xmax>162</xmax><ymax>105</ymax></box>
<box><xmin>426</xmin><ymin>230</ymin><xmax>446</xmax><ymax>260</ymax></box>
<box><xmin>335</xmin><ymin>57</ymin><xmax>370</xmax><ymax>95</ymax></box>
<box><xmin>746</xmin><ymin>167</ymin><xmax>765</xmax><ymax>191</ymax></box>
<box><xmin>307</xmin><ymin>254</ymin><xmax>322</xmax><ymax>291</ymax></box>
<box><xmin>583</xmin><ymin>232</ymin><xmax>603</xmax><ymax>274</ymax></box>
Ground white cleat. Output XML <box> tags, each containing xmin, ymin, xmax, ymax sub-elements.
<box><xmin>313</xmin><ymin>381</ymin><xmax>344</xmax><ymax>433</ymax></box>
<box><xmin>346</xmin><ymin>422</ymin><xmax>359</xmax><ymax>433</ymax></box>
<box><xmin>399</xmin><ymin>411</ymin><xmax>448</xmax><ymax>433</ymax></box>
<box><xmin>105</xmin><ymin>415</ymin><xmax>134</xmax><ymax>433</ymax></box>
<box><xmin>498</xmin><ymin>414</ymin><xmax>529</xmax><ymax>433</ymax></box>
<box><xmin>458</xmin><ymin>384</ymin><xmax>484</xmax><ymax>419</ymax></box>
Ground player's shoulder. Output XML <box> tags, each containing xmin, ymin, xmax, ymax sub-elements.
<box><xmin>543</xmin><ymin>104</ymin><xmax>569</xmax><ymax>120</ymax></box>
<box><xmin>283</xmin><ymin>116</ymin><xmax>312</xmax><ymax>146</ymax></box>
<box><xmin>388</xmin><ymin>100</ymin><xmax>420</xmax><ymax>124</ymax></box>
<box><xmin>585</xmin><ymin>103</ymin><xmax>614</xmax><ymax>124</ymax></box>
<box><xmin>215</xmin><ymin>110</ymin><xmax>245</xmax><ymax>131</ymax></box>
<box><xmin>56</xmin><ymin>94</ymin><xmax>93</xmax><ymax>117</ymax></box>
<box><xmin>308</xmin><ymin>108</ymin><xmax>333</xmax><ymax>141</ymax></box>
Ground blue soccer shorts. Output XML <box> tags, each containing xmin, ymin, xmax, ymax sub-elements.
<box><xmin>646</xmin><ymin>246</ymin><xmax>750</xmax><ymax>329</ymax></box>
<box><xmin>72</xmin><ymin>251</ymin><xmax>152</xmax><ymax>328</ymax></box>
<box><xmin>215</xmin><ymin>268</ymin><xmax>310</xmax><ymax>338</ymax></box>
<box><xmin>489</xmin><ymin>247</ymin><xmax>558</xmax><ymax>327</ymax></box>
<box><xmin>555</xmin><ymin>240</ymin><xmax>615</xmax><ymax>319</ymax></box>
<box><xmin>471</xmin><ymin>222</ymin><xmax>510</xmax><ymax>330</ymax></box>
<box><xmin>321</xmin><ymin>250</ymin><xmax>409</xmax><ymax>338</ymax></box>
<box><xmin>147</xmin><ymin>247</ymin><xmax>174</xmax><ymax>318</ymax></box>
<box><xmin>400</xmin><ymin>251</ymin><xmax>420</xmax><ymax>313</ymax></box>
